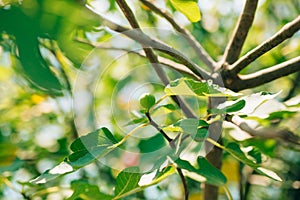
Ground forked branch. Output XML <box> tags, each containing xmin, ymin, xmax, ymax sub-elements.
<box><xmin>87</xmin><ymin>6</ymin><xmax>212</xmax><ymax>80</ymax></box>
<box><xmin>230</xmin><ymin>15</ymin><xmax>300</xmax><ymax>73</ymax></box>
<box><xmin>140</xmin><ymin>0</ymin><xmax>216</xmax><ymax>71</ymax></box>
<box><xmin>223</xmin><ymin>0</ymin><xmax>259</xmax><ymax>65</ymax></box>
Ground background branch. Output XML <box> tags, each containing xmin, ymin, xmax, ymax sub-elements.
<box><xmin>222</xmin><ymin>0</ymin><xmax>259</xmax><ymax>65</ymax></box>
<box><xmin>230</xmin><ymin>15</ymin><xmax>300</xmax><ymax>73</ymax></box>
<box><xmin>88</xmin><ymin>44</ymin><xmax>201</xmax><ymax>80</ymax></box>
<box><xmin>226</xmin><ymin>115</ymin><xmax>300</xmax><ymax>144</ymax></box>
<box><xmin>140</xmin><ymin>0</ymin><xmax>216</xmax><ymax>71</ymax></box>
<box><xmin>88</xmin><ymin>5</ymin><xmax>212</xmax><ymax>80</ymax></box>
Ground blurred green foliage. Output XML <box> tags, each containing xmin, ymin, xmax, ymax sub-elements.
<box><xmin>0</xmin><ymin>0</ymin><xmax>299</xmax><ymax>199</ymax></box>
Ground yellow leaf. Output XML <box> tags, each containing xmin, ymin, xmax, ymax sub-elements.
<box><xmin>170</xmin><ymin>0</ymin><xmax>201</xmax><ymax>22</ymax></box>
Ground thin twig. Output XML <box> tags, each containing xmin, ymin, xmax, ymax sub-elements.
<box><xmin>223</xmin><ymin>0</ymin><xmax>259</xmax><ymax>65</ymax></box>
<box><xmin>229</xmin><ymin>15</ymin><xmax>300</xmax><ymax>73</ymax></box>
<box><xmin>145</xmin><ymin>112</ymin><xmax>174</xmax><ymax>146</ymax></box>
<box><xmin>176</xmin><ymin>167</ymin><xmax>189</xmax><ymax>200</ymax></box>
<box><xmin>140</xmin><ymin>0</ymin><xmax>216</xmax><ymax>71</ymax></box>
<box><xmin>236</xmin><ymin>56</ymin><xmax>300</xmax><ymax>91</ymax></box>
<box><xmin>145</xmin><ymin>112</ymin><xmax>188</xmax><ymax>199</ymax></box>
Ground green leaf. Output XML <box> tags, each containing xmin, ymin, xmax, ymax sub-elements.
<box><xmin>241</xmin><ymin>138</ymin><xmax>277</xmax><ymax>158</ymax></box>
<box><xmin>151</xmin><ymin>165</ymin><xmax>176</xmax><ymax>185</ymax></box>
<box><xmin>175</xmin><ymin>158</ymin><xmax>196</xmax><ymax>172</ymax></box>
<box><xmin>248</xmin><ymin>147</ymin><xmax>262</xmax><ymax>164</ymax></box>
<box><xmin>30</xmin><ymin>127</ymin><xmax>119</xmax><ymax>184</ymax></box>
<box><xmin>0</xmin><ymin>6</ymin><xmax>63</xmax><ymax>95</ymax></box>
<box><xmin>68</xmin><ymin>180</ymin><xmax>112</xmax><ymax>200</ymax></box>
<box><xmin>194</xmin><ymin>128</ymin><xmax>208</xmax><ymax>142</ymax></box>
<box><xmin>67</xmin><ymin>128</ymin><xmax>118</xmax><ymax>167</ymax></box>
<box><xmin>113</xmin><ymin>165</ymin><xmax>176</xmax><ymax>199</ymax></box>
<box><xmin>266</xmin><ymin>110</ymin><xmax>297</xmax><ymax>120</ymax></box>
<box><xmin>70</xmin><ymin>133</ymin><xmax>116</xmax><ymax>166</ymax></box>
<box><xmin>70</xmin><ymin>128</ymin><xmax>118</xmax><ymax>152</ymax></box>
<box><xmin>170</xmin><ymin>0</ymin><xmax>201</xmax><ymax>22</ymax></box>
<box><xmin>165</xmin><ymin>118</ymin><xmax>209</xmax><ymax>141</ymax></box>
<box><xmin>139</xmin><ymin>165</ymin><xmax>176</xmax><ymax>187</ymax></box>
<box><xmin>139</xmin><ymin>93</ymin><xmax>156</xmax><ymax>110</ymax></box>
<box><xmin>219</xmin><ymin>92</ymin><xmax>283</xmax><ymax>118</ymax></box>
<box><xmin>225</xmin><ymin>100</ymin><xmax>246</xmax><ymax>113</ymax></box>
<box><xmin>196</xmin><ymin>157</ymin><xmax>227</xmax><ymax>185</ymax></box>
<box><xmin>174</xmin><ymin>118</ymin><xmax>199</xmax><ymax>133</ymax></box>
<box><xmin>165</xmin><ymin>78</ymin><xmax>238</xmax><ymax>97</ymax></box>
<box><xmin>173</xmin><ymin>118</ymin><xmax>208</xmax><ymax>131</ymax></box>
<box><xmin>140</xmin><ymin>146</ymin><xmax>175</xmax><ymax>172</ymax></box>
<box><xmin>175</xmin><ymin>157</ymin><xmax>227</xmax><ymax>186</ymax></box>
<box><xmin>225</xmin><ymin>143</ymin><xmax>258</xmax><ymax>167</ymax></box>
<box><xmin>210</xmin><ymin>100</ymin><xmax>245</xmax><ymax>114</ymax></box>
<box><xmin>138</xmin><ymin>134</ymin><xmax>167</xmax><ymax>153</ymax></box>
<box><xmin>68</xmin><ymin>146</ymin><xmax>110</xmax><ymax>168</ymax></box>
<box><xmin>30</xmin><ymin>162</ymin><xmax>74</xmax><ymax>184</ymax></box>
<box><xmin>114</xmin><ymin>167</ymin><xmax>142</xmax><ymax>199</ymax></box>
<box><xmin>224</xmin><ymin>142</ymin><xmax>282</xmax><ymax>181</ymax></box>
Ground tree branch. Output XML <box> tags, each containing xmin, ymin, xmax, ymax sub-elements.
<box><xmin>87</xmin><ymin>5</ymin><xmax>212</xmax><ymax>80</ymax></box>
<box><xmin>222</xmin><ymin>0</ymin><xmax>259</xmax><ymax>65</ymax></box>
<box><xmin>79</xmin><ymin>38</ymin><xmax>203</xmax><ymax>80</ymax></box>
<box><xmin>236</xmin><ymin>56</ymin><xmax>300</xmax><ymax>90</ymax></box>
<box><xmin>140</xmin><ymin>0</ymin><xmax>216</xmax><ymax>71</ymax></box>
<box><xmin>115</xmin><ymin>0</ymin><xmax>167</xmax><ymax>85</ymax></box>
<box><xmin>229</xmin><ymin>15</ymin><xmax>300</xmax><ymax>73</ymax></box>
<box><xmin>226</xmin><ymin>115</ymin><xmax>300</xmax><ymax>145</ymax></box>
<box><xmin>87</xmin><ymin>44</ymin><xmax>202</xmax><ymax>80</ymax></box>
<box><xmin>115</xmin><ymin>0</ymin><xmax>197</xmax><ymax>118</ymax></box>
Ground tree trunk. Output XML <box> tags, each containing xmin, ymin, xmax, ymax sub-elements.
<box><xmin>203</xmin><ymin>97</ymin><xmax>224</xmax><ymax>200</ymax></box>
